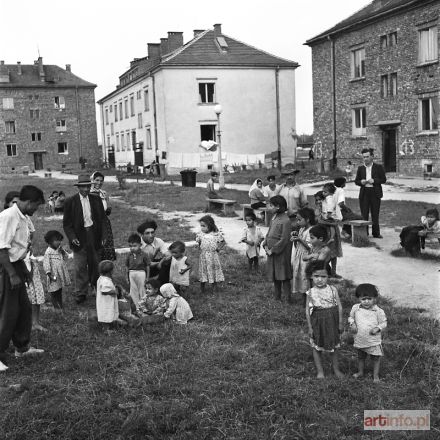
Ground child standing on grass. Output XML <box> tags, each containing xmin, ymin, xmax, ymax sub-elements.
<box><xmin>96</xmin><ymin>260</ymin><xmax>119</xmax><ymax>328</ymax></box>
<box><xmin>240</xmin><ymin>212</ymin><xmax>264</xmax><ymax>273</ymax></box>
<box><xmin>303</xmin><ymin>225</ymin><xmax>332</xmax><ymax>280</ymax></box>
<box><xmin>43</xmin><ymin>230</ymin><xmax>71</xmax><ymax>310</ymax></box>
<box><xmin>305</xmin><ymin>262</ymin><xmax>344</xmax><ymax>379</ymax></box>
<box><xmin>348</xmin><ymin>283</ymin><xmax>387</xmax><ymax>382</ymax></box>
<box><xmin>291</xmin><ymin>207</ymin><xmax>315</xmax><ymax>303</ymax></box>
<box><xmin>168</xmin><ymin>241</ymin><xmax>191</xmax><ymax>294</ymax></box>
<box><xmin>160</xmin><ymin>283</ymin><xmax>193</xmax><ymax>324</ymax></box>
<box><xmin>196</xmin><ymin>215</ymin><xmax>225</xmax><ymax>293</ymax></box>
<box><xmin>126</xmin><ymin>233</ymin><xmax>151</xmax><ymax>309</ymax></box>
<box><xmin>262</xmin><ymin>195</ymin><xmax>293</xmax><ymax>302</ymax></box>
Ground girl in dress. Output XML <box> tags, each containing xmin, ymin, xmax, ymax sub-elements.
<box><xmin>305</xmin><ymin>262</ymin><xmax>344</xmax><ymax>379</ymax></box>
<box><xmin>291</xmin><ymin>207</ymin><xmax>316</xmax><ymax>304</ymax></box>
<box><xmin>160</xmin><ymin>283</ymin><xmax>193</xmax><ymax>324</ymax></box>
<box><xmin>262</xmin><ymin>195</ymin><xmax>293</xmax><ymax>302</ymax></box>
<box><xmin>43</xmin><ymin>230</ymin><xmax>71</xmax><ymax>310</ymax></box>
<box><xmin>168</xmin><ymin>241</ymin><xmax>192</xmax><ymax>294</ymax></box>
<box><xmin>196</xmin><ymin>215</ymin><xmax>225</xmax><ymax>293</ymax></box>
<box><xmin>96</xmin><ymin>260</ymin><xmax>119</xmax><ymax>328</ymax></box>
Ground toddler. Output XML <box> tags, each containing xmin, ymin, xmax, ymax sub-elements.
<box><xmin>139</xmin><ymin>279</ymin><xmax>167</xmax><ymax>315</ymax></box>
<box><xmin>43</xmin><ymin>230</ymin><xmax>71</xmax><ymax>310</ymax></box>
<box><xmin>196</xmin><ymin>215</ymin><xmax>225</xmax><ymax>293</ymax></box>
<box><xmin>47</xmin><ymin>191</ymin><xmax>59</xmax><ymax>214</ymax></box>
<box><xmin>126</xmin><ymin>233</ymin><xmax>150</xmax><ymax>309</ymax></box>
<box><xmin>305</xmin><ymin>262</ymin><xmax>344</xmax><ymax>379</ymax></box>
<box><xmin>160</xmin><ymin>283</ymin><xmax>193</xmax><ymax>324</ymax></box>
<box><xmin>96</xmin><ymin>260</ymin><xmax>119</xmax><ymax>328</ymax></box>
<box><xmin>168</xmin><ymin>241</ymin><xmax>191</xmax><ymax>294</ymax></box>
<box><xmin>348</xmin><ymin>283</ymin><xmax>387</xmax><ymax>382</ymax></box>
<box><xmin>240</xmin><ymin>212</ymin><xmax>264</xmax><ymax>272</ymax></box>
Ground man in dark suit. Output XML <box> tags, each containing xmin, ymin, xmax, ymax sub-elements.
<box><xmin>355</xmin><ymin>148</ymin><xmax>387</xmax><ymax>238</ymax></box>
<box><xmin>63</xmin><ymin>174</ymin><xmax>105</xmax><ymax>304</ymax></box>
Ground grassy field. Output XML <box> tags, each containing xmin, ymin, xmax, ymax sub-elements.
<box><xmin>0</xmin><ymin>175</ymin><xmax>439</xmax><ymax>439</ymax></box>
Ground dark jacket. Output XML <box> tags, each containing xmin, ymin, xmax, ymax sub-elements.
<box><xmin>63</xmin><ymin>193</ymin><xmax>105</xmax><ymax>251</ymax></box>
<box><xmin>355</xmin><ymin>162</ymin><xmax>387</xmax><ymax>199</ymax></box>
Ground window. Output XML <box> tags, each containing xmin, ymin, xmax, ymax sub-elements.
<box><xmin>6</xmin><ymin>144</ymin><xmax>17</xmax><ymax>157</ymax></box>
<box><xmin>116</xmin><ymin>134</ymin><xmax>120</xmax><ymax>151</ymax></box>
<box><xmin>352</xmin><ymin>107</ymin><xmax>367</xmax><ymax>136</ymax></box>
<box><xmin>390</xmin><ymin>73</ymin><xmax>398</xmax><ymax>96</ymax></box>
<box><xmin>199</xmin><ymin>82</ymin><xmax>215</xmax><ymax>103</ymax></box>
<box><xmin>114</xmin><ymin>104</ymin><xmax>118</xmax><ymax>121</ymax></box>
<box><xmin>110</xmin><ymin>122</ymin><xmax>114</xmax><ymax>135</ymax></box>
<box><xmin>30</xmin><ymin>109</ymin><xmax>40</xmax><ymax>119</ymax></box>
<box><xmin>5</xmin><ymin>121</ymin><xmax>16</xmax><ymax>134</ymax></box>
<box><xmin>105</xmin><ymin>108</ymin><xmax>109</xmax><ymax>125</ymax></box>
<box><xmin>419</xmin><ymin>97</ymin><xmax>439</xmax><ymax>131</ymax></box>
<box><xmin>126</xmin><ymin>131</ymin><xmax>131</xmax><ymax>150</ymax></box>
<box><xmin>380</xmin><ymin>35</ymin><xmax>388</xmax><ymax>49</ymax></box>
<box><xmin>351</xmin><ymin>48</ymin><xmax>365</xmax><ymax>78</ymax></box>
<box><xmin>200</xmin><ymin>124</ymin><xmax>216</xmax><ymax>141</ymax></box>
<box><xmin>138</xmin><ymin>113</ymin><xmax>143</xmax><ymax>129</ymax></box>
<box><xmin>380</xmin><ymin>75</ymin><xmax>388</xmax><ymax>98</ymax></box>
<box><xmin>389</xmin><ymin>32</ymin><xmax>397</xmax><ymax>46</ymax></box>
<box><xmin>124</xmin><ymin>99</ymin><xmax>128</xmax><ymax>119</ymax></box>
<box><xmin>2</xmin><ymin>98</ymin><xmax>14</xmax><ymax>109</ymax></box>
<box><xmin>56</xmin><ymin>119</ymin><xmax>66</xmax><ymax>132</ymax></box>
<box><xmin>136</xmin><ymin>90</ymin><xmax>141</xmax><ymax>100</ymax></box>
<box><xmin>54</xmin><ymin>96</ymin><xmax>65</xmax><ymax>109</ymax></box>
<box><xmin>106</xmin><ymin>135</ymin><xmax>110</xmax><ymax>148</ymax></box>
<box><xmin>109</xmin><ymin>105</ymin><xmax>112</xmax><ymax>113</ymax></box>
<box><xmin>131</xmin><ymin>130</ymin><xmax>136</xmax><ymax>149</ymax></box>
<box><xmin>146</xmin><ymin>128</ymin><xmax>152</xmax><ymax>149</ymax></box>
<box><xmin>121</xmin><ymin>132</ymin><xmax>125</xmax><ymax>151</ymax></box>
<box><xmin>58</xmin><ymin>142</ymin><xmax>68</xmax><ymax>154</ymax></box>
<box><xmin>31</xmin><ymin>132</ymin><xmax>42</xmax><ymax>141</ymax></box>
<box><xmin>130</xmin><ymin>95</ymin><xmax>135</xmax><ymax>116</ymax></box>
<box><xmin>119</xmin><ymin>102</ymin><xmax>123</xmax><ymax>120</ymax></box>
<box><xmin>144</xmin><ymin>89</ymin><xmax>150</xmax><ymax>111</ymax></box>
<box><xmin>418</xmin><ymin>26</ymin><xmax>438</xmax><ymax>64</ymax></box>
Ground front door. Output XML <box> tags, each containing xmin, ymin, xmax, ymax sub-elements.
<box><xmin>134</xmin><ymin>142</ymin><xmax>144</xmax><ymax>167</ymax></box>
<box><xmin>33</xmin><ymin>153</ymin><xmax>43</xmax><ymax>170</ymax></box>
<box><xmin>382</xmin><ymin>129</ymin><xmax>397</xmax><ymax>172</ymax></box>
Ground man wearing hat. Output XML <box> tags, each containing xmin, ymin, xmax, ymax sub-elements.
<box><xmin>63</xmin><ymin>174</ymin><xmax>105</xmax><ymax>304</ymax></box>
<box><xmin>278</xmin><ymin>170</ymin><xmax>308</xmax><ymax>216</ymax></box>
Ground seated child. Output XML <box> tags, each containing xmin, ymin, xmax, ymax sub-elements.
<box><xmin>168</xmin><ymin>241</ymin><xmax>191</xmax><ymax>294</ymax></box>
<box><xmin>348</xmin><ymin>283</ymin><xmax>387</xmax><ymax>382</ymax></box>
<box><xmin>334</xmin><ymin>177</ymin><xmax>363</xmax><ymax>238</ymax></box>
<box><xmin>240</xmin><ymin>212</ymin><xmax>264</xmax><ymax>272</ymax></box>
<box><xmin>138</xmin><ymin>279</ymin><xmax>167</xmax><ymax>315</ymax></box>
<box><xmin>96</xmin><ymin>260</ymin><xmax>119</xmax><ymax>329</ymax></box>
<box><xmin>160</xmin><ymin>283</ymin><xmax>193</xmax><ymax>325</ymax></box>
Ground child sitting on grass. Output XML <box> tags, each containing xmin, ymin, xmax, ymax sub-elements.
<box><xmin>160</xmin><ymin>283</ymin><xmax>193</xmax><ymax>324</ymax></box>
<box><xmin>348</xmin><ymin>283</ymin><xmax>387</xmax><ymax>382</ymax></box>
<box><xmin>139</xmin><ymin>279</ymin><xmax>167</xmax><ymax>315</ymax></box>
<box><xmin>96</xmin><ymin>260</ymin><xmax>119</xmax><ymax>329</ymax></box>
<box><xmin>43</xmin><ymin>230</ymin><xmax>71</xmax><ymax>311</ymax></box>
<box><xmin>240</xmin><ymin>212</ymin><xmax>264</xmax><ymax>273</ymax></box>
<box><xmin>305</xmin><ymin>262</ymin><xmax>344</xmax><ymax>379</ymax></box>
<box><xmin>168</xmin><ymin>241</ymin><xmax>191</xmax><ymax>294</ymax></box>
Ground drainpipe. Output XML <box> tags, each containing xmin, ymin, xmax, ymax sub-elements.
<box><xmin>152</xmin><ymin>75</ymin><xmax>159</xmax><ymax>163</ymax></box>
<box><xmin>75</xmin><ymin>86</ymin><xmax>83</xmax><ymax>159</ymax></box>
<box><xmin>99</xmin><ymin>103</ymin><xmax>106</xmax><ymax>165</ymax></box>
<box><xmin>329</xmin><ymin>35</ymin><xmax>337</xmax><ymax>167</ymax></box>
<box><xmin>275</xmin><ymin>66</ymin><xmax>281</xmax><ymax>170</ymax></box>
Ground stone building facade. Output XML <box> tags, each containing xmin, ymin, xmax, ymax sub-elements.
<box><xmin>306</xmin><ymin>0</ymin><xmax>439</xmax><ymax>176</ymax></box>
<box><xmin>0</xmin><ymin>58</ymin><xmax>99</xmax><ymax>173</ymax></box>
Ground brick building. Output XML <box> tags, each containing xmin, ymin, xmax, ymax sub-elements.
<box><xmin>306</xmin><ymin>0</ymin><xmax>439</xmax><ymax>176</ymax></box>
<box><xmin>0</xmin><ymin>58</ymin><xmax>99</xmax><ymax>173</ymax></box>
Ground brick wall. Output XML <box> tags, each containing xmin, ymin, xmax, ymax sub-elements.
<box><xmin>310</xmin><ymin>1</ymin><xmax>440</xmax><ymax>176</ymax></box>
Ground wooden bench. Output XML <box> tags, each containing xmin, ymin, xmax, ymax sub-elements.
<box><xmin>240</xmin><ymin>204</ymin><xmax>272</xmax><ymax>227</ymax></box>
<box><xmin>342</xmin><ymin>220</ymin><xmax>372</xmax><ymax>247</ymax></box>
<box><xmin>206</xmin><ymin>198</ymin><xmax>237</xmax><ymax>216</ymax></box>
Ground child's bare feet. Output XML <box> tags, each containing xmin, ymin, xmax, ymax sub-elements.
<box><xmin>373</xmin><ymin>377</ymin><xmax>380</xmax><ymax>383</ymax></box>
<box><xmin>316</xmin><ymin>373</ymin><xmax>325</xmax><ymax>379</ymax></box>
<box><xmin>334</xmin><ymin>370</ymin><xmax>345</xmax><ymax>378</ymax></box>
<box><xmin>353</xmin><ymin>372</ymin><xmax>363</xmax><ymax>378</ymax></box>
<box><xmin>32</xmin><ymin>324</ymin><xmax>48</xmax><ymax>332</ymax></box>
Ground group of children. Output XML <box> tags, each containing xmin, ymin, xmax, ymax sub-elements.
<box><xmin>47</xmin><ymin>190</ymin><xmax>66</xmax><ymax>213</ymax></box>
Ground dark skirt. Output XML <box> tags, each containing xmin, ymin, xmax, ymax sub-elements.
<box><xmin>100</xmin><ymin>215</ymin><xmax>116</xmax><ymax>261</ymax></box>
<box><xmin>310</xmin><ymin>306</ymin><xmax>340</xmax><ymax>352</ymax></box>
<box><xmin>400</xmin><ymin>225</ymin><xmax>424</xmax><ymax>255</ymax></box>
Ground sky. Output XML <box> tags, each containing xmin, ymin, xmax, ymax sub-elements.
<box><xmin>0</xmin><ymin>0</ymin><xmax>370</xmax><ymax>139</ymax></box>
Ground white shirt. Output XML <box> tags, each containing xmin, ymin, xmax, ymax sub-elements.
<box><xmin>0</xmin><ymin>204</ymin><xmax>30</xmax><ymax>262</ymax></box>
<box><xmin>365</xmin><ymin>164</ymin><xmax>373</xmax><ymax>187</ymax></box>
<box><xmin>141</xmin><ymin>237</ymin><xmax>169</xmax><ymax>261</ymax></box>
<box><xmin>80</xmin><ymin>194</ymin><xmax>93</xmax><ymax>227</ymax></box>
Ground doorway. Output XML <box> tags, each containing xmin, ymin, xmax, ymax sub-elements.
<box><xmin>33</xmin><ymin>153</ymin><xmax>43</xmax><ymax>170</ymax></box>
<box><xmin>382</xmin><ymin>129</ymin><xmax>397</xmax><ymax>172</ymax></box>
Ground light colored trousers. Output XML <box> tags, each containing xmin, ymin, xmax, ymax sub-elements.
<box><xmin>129</xmin><ymin>270</ymin><xmax>146</xmax><ymax>308</ymax></box>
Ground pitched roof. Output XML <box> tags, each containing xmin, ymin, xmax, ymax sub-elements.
<box><xmin>305</xmin><ymin>0</ymin><xmax>429</xmax><ymax>45</ymax></box>
<box><xmin>162</xmin><ymin>30</ymin><xmax>299</xmax><ymax>68</ymax></box>
<box><xmin>0</xmin><ymin>64</ymin><xmax>96</xmax><ymax>88</ymax></box>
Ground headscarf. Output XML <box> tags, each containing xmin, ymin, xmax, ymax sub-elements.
<box><xmin>248</xmin><ymin>179</ymin><xmax>264</xmax><ymax>197</ymax></box>
<box><xmin>160</xmin><ymin>283</ymin><xmax>179</xmax><ymax>299</ymax></box>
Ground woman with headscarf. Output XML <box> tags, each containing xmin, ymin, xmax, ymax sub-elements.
<box><xmin>90</xmin><ymin>171</ymin><xmax>116</xmax><ymax>261</ymax></box>
<box><xmin>248</xmin><ymin>179</ymin><xmax>267</xmax><ymax>209</ymax></box>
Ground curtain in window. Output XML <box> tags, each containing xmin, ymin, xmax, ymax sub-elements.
<box><xmin>419</xmin><ymin>27</ymin><xmax>438</xmax><ymax>63</ymax></box>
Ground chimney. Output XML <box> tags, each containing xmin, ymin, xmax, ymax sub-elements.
<box><xmin>160</xmin><ymin>38</ymin><xmax>169</xmax><ymax>55</ymax></box>
<box><xmin>213</xmin><ymin>23</ymin><xmax>222</xmax><ymax>37</ymax></box>
<box><xmin>37</xmin><ymin>56</ymin><xmax>45</xmax><ymax>81</ymax></box>
<box><xmin>148</xmin><ymin>43</ymin><xmax>161</xmax><ymax>60</ymax></box>
<box><xmin>65</xmin><ymin>64</ymin><xmax>71</xmax><ymax>72</ymax></box>
<box><xmin>17</xmin><ymin>62</ymin><xmax>22</xmax><ymax>75</ymax></box>
<box><xmin>193</xmin><ymin>29</ymin><xmax>205</xmax><ymax>38</ymax></box>
<box><xmin>0</xmin><ymin>61</ymin><xmax>10</xmax><ymax>83</ymax></box>
<box><xmin>167</xmin><ymin>32</ymin><xmax>184</xmax><ymax>52</ymax></box>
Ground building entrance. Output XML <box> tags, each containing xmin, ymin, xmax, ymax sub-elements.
<box><xmin>382</xmin><ymin>129</ymin><xmax>397</xmax><ymax>172</ymax></box>
<box><xmin>33</xmin><ymin>153</ymin><xmax>44</xmax><ymax>170</ymax></box>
